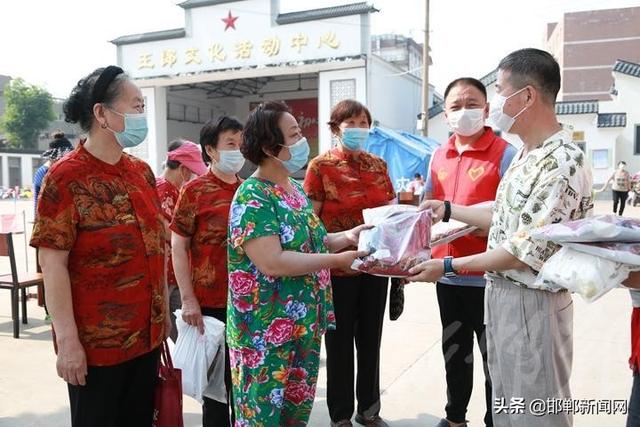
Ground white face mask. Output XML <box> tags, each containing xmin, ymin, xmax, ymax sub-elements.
<box><xmin>489</xmin><ymin>87</ymin><xmax>528</xmax><ymax>133</ymax></box>
<box><xmin>447</xmin><ymin>108</ymin><xmax>485</xmax><ymax>137</ymax></box>
<box><xmin>214</xmin><ymin>149</ymin><xmax>245</xmax><ymax>175</ymax></box>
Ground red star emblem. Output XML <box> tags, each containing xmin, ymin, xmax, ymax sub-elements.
<box><xmin>222</xmin><ymin>10</ymin><xmax>238</xmax><ymax>31</ymax></box>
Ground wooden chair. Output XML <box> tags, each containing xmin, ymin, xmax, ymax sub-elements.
<box><xmin>0</xmin><ymin>231</ymin><xmax>44</xmax><ymax>338</ymax></box>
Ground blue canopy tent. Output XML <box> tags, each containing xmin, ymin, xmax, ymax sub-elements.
<box><xmin>364</xmin><ymin>126</ymin><xmax>440</xmax><ymax>192</ymax></box>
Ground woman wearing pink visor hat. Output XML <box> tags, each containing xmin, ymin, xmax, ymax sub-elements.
<box><xmin>156</xmin><ymin>140</ymin><xmax>208</xmax><ymax>342</ymax></box>
<box><xmin>166</xmin><ymin>141</ymin><xmax>209</xmax><ymax>178</ymax></box>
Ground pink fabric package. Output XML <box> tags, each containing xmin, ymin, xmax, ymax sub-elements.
<box><xmin>351</xmin><ymin>205</ymin><xmax>432</xmax><ymax>277</ymax></box>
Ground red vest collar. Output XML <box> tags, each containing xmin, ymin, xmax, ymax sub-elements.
<box><xmin>446</xmin><ymin>127</ymin><xmax>497</xmax><ymax>153</ymax></box>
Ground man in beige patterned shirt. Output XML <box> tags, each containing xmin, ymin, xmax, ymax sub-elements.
<box><xmin>409</xmin><ymin>48</ymin><xmax>592</xmax><ymax>427</ymax></box>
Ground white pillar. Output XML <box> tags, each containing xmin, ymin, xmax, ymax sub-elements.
<box><xmin>1</xmin><ymin>155</ymin><xmax>7</xmax><ymax>187</ymax></box>
<box><xmin>21</xmin><ymin>156</ymin><xmax>32</xmax><ymax>188</ymax></box>
<box><xmin>128</xmin><ymin>86</ymin><xmax>168</xmax><ymax>175</ymax></box>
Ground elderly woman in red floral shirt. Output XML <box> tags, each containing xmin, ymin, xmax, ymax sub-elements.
<box><xmin>304</xmin><ymin>99</ymin><xmax>395</xmax><ymax>427</ymax></box>
<box><xmin>31</xmin><ymin>66</ymin><xmax>169</xmax><ymax>427</ymax></box>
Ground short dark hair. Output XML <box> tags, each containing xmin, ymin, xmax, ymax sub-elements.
<box><xmin>498</xmin><ymin>48</ymin><xmax>561</xmax><ymax>105</ymax></box>
<box><xmin>328</xmin><ymin>99</ymin><xmax>372</xmax><ymax>135</ymax></box>
<box><xmin>165</xmin><ymin>139</ymin><xmax>186</xmax><ymax>170</ymax></box>
<box><xmin>619</xmin><ymin>161</ymin><xmax>627</xmax><ymax>166</ymax></box>
<box><xmin>52</xmin><ymin>130</ymin><xmax>65</xmax><ymax>140</ymax></box>
<box><xmin>444</xmin><ymin>77</ymin><xmax>487</xmax><ymax>101</ymax></box>
<box><xmin>200</xmin><ymin>116</ymin><xmax>243</xmax><ymax>163</ymax></box>
<box><xmin>414</xmin><ymin>173</ymin><xmax>422</xmax><ymax>179</ymax></box>
<box><xmin>242</xmin><ymin>101</ymin><xmax>291</xmax><ymax>165</ymax></box>
<box><xmin>63</xmin><ymin>67</ymin><xmax>129</xmax><ymax>132</ymax></box>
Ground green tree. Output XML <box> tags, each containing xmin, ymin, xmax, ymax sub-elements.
<box><xmin>0</xmin><ymin>78</ymin><xmax>55</xmax><ymax>149</ymax></box>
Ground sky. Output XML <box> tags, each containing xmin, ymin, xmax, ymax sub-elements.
<box><xmin>1</xmin><ymin>0</ymin><xmax>638</xmax><ymax>98</ymax></box>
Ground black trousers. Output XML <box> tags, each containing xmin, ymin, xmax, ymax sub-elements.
<box><xmin>436</xmin><ymin>282</ymin><xmax>493</xmax><ymax>427</ymax></box>
<box><xmin>613</xmin><ymin>190</ymin><xmax>628</xmax><ymax>216</ymax></box>
<box><xmin>326</xmin><ymin>274</ymin><xmax>388</xmax><ymax>422</ymax></box>
<box><xmin>201</xmin><ymin>307</ymin><xmax>234</xmax><ymax>427</ymax></box>
<box><xmin>67</xmin><ymin>348</ymin><xmax>160</xmax><ymax>427</ymax></box>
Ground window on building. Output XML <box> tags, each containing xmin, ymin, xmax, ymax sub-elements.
<box><xmin>635</xmin><ymin>124</ymin><xmax>640</xmax><ymax>155</ymax></box>
<box><xmin>591</xmin><ymin>149</ymin><xmax>609</xmax><ymax>169</ymax></box>
<box><xmin>330</xmin><ymin>79</ymin><xmax>356</xmax><ymax>108</ymax></box>
<box><xmin>8</xmin><ymin>156</ymin><xmax>21</xmax><ymax>188</ymax></box>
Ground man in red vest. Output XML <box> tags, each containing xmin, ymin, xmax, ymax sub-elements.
<box><xmin>424</xmin><ymin>77</ymin><xmax>516</xmax><ymax>427</ymax></box>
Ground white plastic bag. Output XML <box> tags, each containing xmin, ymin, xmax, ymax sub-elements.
<box><xmin>171</xmin><ymin>310</ymin><xmax>226</xmax><ymax>403</ymax></box>
<box><xmin>535</xmin><ymin>246</ymin><xmax>636</xmax><ymax>302</ymax></box>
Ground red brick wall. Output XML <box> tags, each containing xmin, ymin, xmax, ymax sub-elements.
<box><xmin>559</xmin><ymin>6</ymin><xmax>640</xmax><ymax>100</ymax></box>
<box><xmin>564</xmin><ymin>7</ymin><xmax>640</xmax><ymax>41</ymax></box>
<box><xmin>564</xmin><ymin>40</ymin><xmax>640</xmax><ymax>67</ymax></box>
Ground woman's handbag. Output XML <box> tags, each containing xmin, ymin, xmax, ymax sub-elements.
<box><xmin>153</xmin><ymin>341</ymin><xmax>183</xmax><ymax>427</ymax></box>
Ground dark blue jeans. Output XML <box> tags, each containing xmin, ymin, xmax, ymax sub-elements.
<box><xmin>628</xmin><ymin>373</ymin><xmax>640</xmax><ymax>427</ymax></box>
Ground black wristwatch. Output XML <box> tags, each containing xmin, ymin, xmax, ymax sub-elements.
<box><xmin>442</xmin><ymin>200</ymin><xmax>452</xmax><ymax>223</ymax></box>
<box><xmin>443</xmin><ymin>256</ymin><xmax>457</xmax><ymax>278</ymax></box>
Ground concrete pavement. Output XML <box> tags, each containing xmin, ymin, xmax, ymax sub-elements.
<box><xmin>0</xmin><ymin>200</ymin><xmax>636</xmax><ymax>426</ymax></box>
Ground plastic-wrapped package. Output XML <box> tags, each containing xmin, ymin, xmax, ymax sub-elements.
<box><xmin>171</xmin><ymin>310</ymin><xmax>226</xmax><ymax>404</ymax></box>
<box><xmin>531</xmin><ymin>215</ymin><xmax>640</xmax><ymax>243</ymax></box>
<box><xmin>564</xmin><ymin>242</ymin><xmax>640</xmax><ymax>266</ymax></box>
<box><xmin>430</xmin><ymin>219</ymin><xmax>478</xmax><ymax>246</ymax></box>
<box><xmin>534</xmin><ymin>246</ymin><xmax>637</xmax><ymax>302</ymax></box>
<box><xmin>351</xmin><ymin>205</ymin><xmax>431</xmax><ymax>277</ymax></box>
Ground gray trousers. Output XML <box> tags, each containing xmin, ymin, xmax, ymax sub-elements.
<box><xmin>485</xmin><ymin>276</ymin><xmax>573</xmax><ymax>427</ymax></box>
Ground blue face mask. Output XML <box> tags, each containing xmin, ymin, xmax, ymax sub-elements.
<box><xmin>107</xmin><ymin>108</ymin><xmax>148</xmax><ymax>148</ymax></box>
<box><xmin>277</xmin><ymin>137</ymin><xmax>310</xmax><ymax>173</ymax></box>
<box><xmin>341</xmin><ymin>127</ymin><xmax>370</xmax><ymax>151</ymax></box>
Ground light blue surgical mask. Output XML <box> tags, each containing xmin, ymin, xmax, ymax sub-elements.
<box><xmin>215</xmin><ymin>149</ymin><xmax>245</xmax><ymax>175</ymax></box>
<box><xmin>341</xmin><ymin>127</ymin><xmax>370</xmax><ymax>151</ymax></box>
<box><xmin>277</xmin><ymin>137</ymin><xmax>310</xmax><ymax>174</ymax></box>
<box><xmin>107</xmin><ymin>108</ymin><xmax>148</xmax><ymax>148</ymax></box>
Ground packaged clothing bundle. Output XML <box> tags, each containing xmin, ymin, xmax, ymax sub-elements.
<box><xmin>430</xmin><ymin>219</ymin><xmax>477</xmax><ymax>247</ymax></box>
<box><xmin>351</xmin><ymin>205</ymin><xmax>431</xmax><ymax>277</ymax></box>
<box><xmin>532</xmin><ymin>215</ymin><xmax>640</xmax><ymax>302</ymax></box>
<box><xmin>565</xmin><ymin>241</ymin><xmax>640</xmax><ymax>266</ymax></box>
<box><xmin>535</xmin><ymin>246</ymin><xmax>637</xmax><ymax>302</ymax></box>
<box><xmin>531</xmin><ymin>214</ymin><xmax>640</xmax><ymax>243</ymax></box>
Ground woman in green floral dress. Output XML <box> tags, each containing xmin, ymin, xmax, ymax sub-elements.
<box><xmin>228</xmin><ymin>101</ymin><xmax>369</xmax><ymax>426</ymax></box>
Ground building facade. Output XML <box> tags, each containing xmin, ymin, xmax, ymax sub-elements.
<box><xmin>545</xmin><ymin>6</ymin><xmax>640</xmax><ymax>101</ymax></box>
<box><xmin>0</xmin><ymin>150</ymin><xmax>46</xmax><ymax>189</ymax></box>
<box><xmin>112</xmin><ymin>0</ymin><xmax>431</xmax><ymax>174</ymax></box>
<box><xmin>371</xmin><ymin>34</ymin><xmax>425</xmax><ymax>79</ymax></box>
